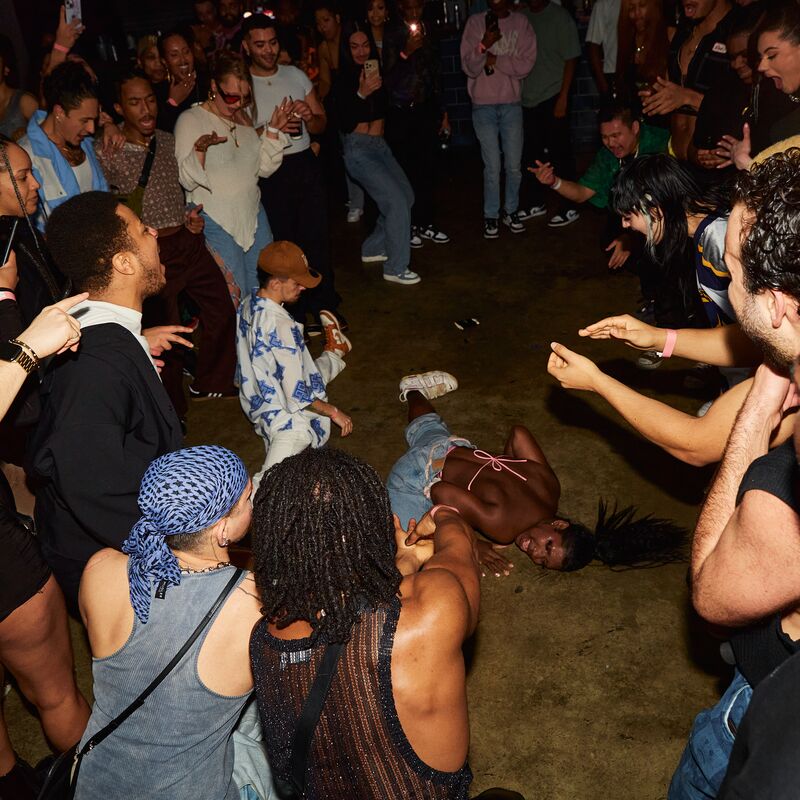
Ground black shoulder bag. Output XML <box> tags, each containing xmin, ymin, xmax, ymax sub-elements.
<box><xmin>273</xmin><ymin>640</ymin><xmax>346</xmax><ymax>800</ymax></box>
<box><xmin>115</xmin><ymin>136</ymin><xmax>157</xmax><ymax>219</ymax></box>
<box><xmin>37</xmin><ymin>568</ymin><xmax>244</xmax><ymax>800</ymax></box>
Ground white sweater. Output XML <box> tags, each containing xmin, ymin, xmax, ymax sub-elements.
<box><xmin>174</xmin><ymin>105</ymin><xmax>287</xmax><ymax>250</ymax></box>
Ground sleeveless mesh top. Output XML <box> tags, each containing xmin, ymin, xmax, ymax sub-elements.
<box><xmin>251</xmin><ymin>597</ymin><xmax>473</xmax><ymax>799</ymax></box>
<box><xmin>75</xmin><ymin>567</ymin><xmax>250</xmax><ymax>800</ymax></box>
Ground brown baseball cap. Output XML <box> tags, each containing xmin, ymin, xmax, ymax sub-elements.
<box><xmin>257</xmin><ymin>241</ymin><xmax>322</xmax><ymax>288</ymax></box>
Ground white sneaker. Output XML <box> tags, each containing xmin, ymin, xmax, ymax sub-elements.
<box><xmin>518</xmin><ymin>204</ymin><xmax>547</xmax><ymax>221</ymax></box>
<box><xmin>347</xmin><ymin>207</ymin><xmax>363</xmax><ymax>223</ymax></box>
<box><xmin>362</xmin><ymin>253</ymin><xmax>388</xmax><ymax>263</ymax></box>
<box><xmin>547</xmin><ymin>209</ymin><xmax>580</xmax><ymax>228</ymax></box>
<box><xmin>410</xmin><ymin>230</ymin><xmax>424</xmax><ymax>248</ymax></box>
<box><xmin>384</xmin><ymin>270</ymin><xmax>421</xmax><ymax>285</ymax></box>
<box><xmin>399</xmin><ymin>370</ymin><xmax>458</xmax><ymax>402</ymax></box>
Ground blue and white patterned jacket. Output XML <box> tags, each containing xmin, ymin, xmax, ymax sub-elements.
<box><xmin>236</xmin><ymin>290</ymin><xmax>330</xmax><ymax>446</ymax></box>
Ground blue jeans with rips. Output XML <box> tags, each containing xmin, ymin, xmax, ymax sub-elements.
<box><xmin>471</xmin><ymin>102</ymin><xmax>524</xmax><ymax>219</ymax></box>
<box><xmin>668</xmin><ymin>669</ymin><xmax>753</xmax><ymax>800</ymax></box>
<box><xmin>386</xmin><ymin>413</ymin><xmax>473</xmax><ymax>528</ymax></box>
<box><xmin>342</xmin><ymin>133</ymin><xmax>414</xmax><ymax>278</ymax></box>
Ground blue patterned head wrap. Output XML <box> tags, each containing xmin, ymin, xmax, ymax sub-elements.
<box><xmin>122</xmin><ymin>446</ymin><xmax>249</xmax><ymax>624</ymax></box>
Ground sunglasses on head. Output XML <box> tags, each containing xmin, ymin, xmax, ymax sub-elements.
<box><xmin>217</xmin><ymin>86</ymin><xmax>252</xmax><ymax>106</ymax></box>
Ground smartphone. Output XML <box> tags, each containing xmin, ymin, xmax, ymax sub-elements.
<box><xmin>65</xmin><ymin>0</ymin><xmax>82</xmax><ymax>24</ymax></box>
<box><xmin>364</xmin><ymin>59</ymin><xmax>379</xmax><ymax>79</ymax></box>
<box><xmin>0</xmin><ymin>218</ymin><xmax>19</xmax><ymax>267</ymax></box>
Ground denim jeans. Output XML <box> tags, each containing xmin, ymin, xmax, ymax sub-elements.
<box><xmin>202</xmin><ymin>204</ymin><xmax>272</xmax><ymax>295</ymax></box>
<box><xmin>342</xmin><ymin>133</ymin><xmax>414</xmax><ymax>277</ymax></box>
<box><xmin>471</xmin><ymin>103</ymin><xmax>524</xmax><ymax>219</ymax></box>
<box><xmin>386</xmin><ymin>413</ymin><xmax>473</xmax><ymax>528</ymax></box>
<box><xmin>668</xmin><ymin>669</ymin><xmax>753</xmax><ymax>800</ymax></box>
<box><xmin>339</xmin><ymin>132</ymin><xmax>365</xmax><ymax>213</ymax></box>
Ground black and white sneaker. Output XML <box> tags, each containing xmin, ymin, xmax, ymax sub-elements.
<box><xmin>502</xmin><ymin>212</ymin><xmax>525</xmax><ymax>234</ymax></box>
<box><xmin>419</xmin><ymin>225</ymin><xmax>450</xmax><ymax>244</ymax></box>
<box><xmin>410</xmin><ymin>227</ymin><xmax>424</xmax><ymax>248</ymax></box>
<box><xmin>188</xmin><ymin>386</ymin><xmax>238</xmax><ymax>400</ymax></box>
<box><xmin>547</xmin><ymin>209</ymin><xmax>580</xmax><ymax>228</ymax></box>
<box><xmin>517</xmin><ymin>204</ymin><xmax>547</xmax><ymax>221</ymax></box>
<box><xmin>484</xmin><ymin>218</ymin><xmax>499</xmax><ymax>239</ymax></box>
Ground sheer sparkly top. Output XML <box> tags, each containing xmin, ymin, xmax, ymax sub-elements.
<box><xmin>250</xmin><ymin>597</ymin><xmax>472</xmax><ymax>799</ymax></box>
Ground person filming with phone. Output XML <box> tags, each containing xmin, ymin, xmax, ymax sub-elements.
<box><xmin>335</xmin><ymin>21</ymin><xmax>418</xmax><ymax>285</ymax></box>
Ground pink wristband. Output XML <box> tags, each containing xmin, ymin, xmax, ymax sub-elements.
<box><xmin>429</xmin><ymin>504</ymin><xmax>460</xmax><ymax>520</ymax></box>
<box><xmin>0</xmin><ymin>290</ymin><xmax>16</xmax><ymax>302</ymax></box>
<box><xmin>660</xmin><ymin>328</ymin><xmax>677</xmax><ymax>359</ymax></box>
<box><xmin>53</xmin><ymin>42</ymin><xmax>70</xmax><ymax>53</ymax></box>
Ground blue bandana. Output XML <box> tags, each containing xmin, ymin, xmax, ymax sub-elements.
<box><xmin>122</xmin><ymin>446</ymin><xmax>249</xmax><ymax>624</ymax></box>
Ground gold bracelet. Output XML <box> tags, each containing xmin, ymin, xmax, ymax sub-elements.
<box><xmin>10</xmin><ymin>338</ymin><xmax>40</xmax><ymax>368</ymax></box>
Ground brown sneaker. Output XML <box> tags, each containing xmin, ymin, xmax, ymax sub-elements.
<box><xmin>320</xmin><ymin>310</ymin><xmax>352</xmax><ymax>357</ymax></box>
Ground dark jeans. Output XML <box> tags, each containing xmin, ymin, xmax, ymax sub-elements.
<box><xmin>148</xmin><ymin>226</ymin><xmax>238</xmax><ymax>417</ymax></box>
<box><xmin>259</xmin><ymin>149</ymin><xmax>340</xmax><ymax>322</ymax></box>
<box><xmin>385</xmin><ymin>102</ymin><xmax>439</xmax><ymax>228</ymax></box>
<box><xmin>522</xmin><ymin>95</ymin><xmax>577</xmax><ymax>212</ymax></box>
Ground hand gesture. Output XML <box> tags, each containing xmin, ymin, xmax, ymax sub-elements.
<box><xmin>358</xmin><ymin>68</ymin><xmax>382</xmax><ymax>99</ymax></box>
<box><xmin>481</xmin><ymin>27</ymin><xmax>501</xmax><ymax>50</ymax></box>
<box><xmin>142</xmin><ymin>325</ymin><xmax>194</xmax><ymax>358</ymax></box>
<box><xmin>547</xmin><ymin>342</ymin><xmax>602</xmax><ymax>392</ymax></box>
<box><xmin>393</xmin><ymin>514</ymin><xmax>435</xmax><ymax>574</ymax></box>
<box><xmin>695</xmin><ymin>148</ymin><xmax>726</xmax><ymax>169</ymax></box>
<box><xmin>716</xmin><ymin>123</ymin><xmax>753</xmax><ymax>171</ymax></box>
<box><xmin>55</xmin><ymin>4</ymin><xmax>84</xmax><ymax>51</ymax></box>
<box><xmin>476</xmin><ymin>540</ymin><xmax>513</xmax><ymax>577</ymax></box>
<box><xmin>193</xmin><ymin>132</ymin><xmax>227</xmax><ymax>152</ymax></box>
<box><xmin>185</xmin><ymin>204</ymin><xmax>204</xmax><ymax>234</ymax></box>
<box><xmin>605</xmin><ymin>238</ymin><xmax>631</xmax><ymax>270</ymax></box>
<box><xmin>528</xmin><ymin>160</ymin><xmax>556</xmax><ymax>186</ymax></box>
<box><xmin>267</xmin><ymin>97</ymin><xmax>296</xmax><ymax>134</ymax></box>
<box><xmin>169</xmin><ymin>71</ymin><xmax>196</xmax><ymax>106</ymax></box>
<box><xmin>18</xmin><ymin>292</ymin><xmax>88</xmax><ymax>358</ymax></box>
<box><xmin>331</xmin><ymin>407</ymin><xmax>353</xmax><ymax>436</ymax></box>
<box><xmin>404</xmin><ymin>510</ymin><xmax>437</xmax><ymax>545</ymax></box>
<box><xmin>290</xmin><ymin>98</ymin><xmax>313</xmax><ymax>123</ymax></box>
<box><xmin>1</xmin><ymin>250</ymin><xmax>19</xmax><ymax>291</ymax></box>
<box><xmin>641</xmin><ymin>76</ymin><xmax>686</xmax><ymax>116</ymax></box>
<box><xmin>101</xmin><ymin>121</ymin><xmax>126</xmax><ymax>155</ymax></box>
<box><xmin>578</xmin><ymin>313</ymin><xmax>660</xmax><ymax>350</ymax></box>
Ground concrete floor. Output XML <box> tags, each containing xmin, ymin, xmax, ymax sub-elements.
<box><xmin>5</xmin><ymin>150</ymin><xmax>730</xmax><ymax>798</ymax></box>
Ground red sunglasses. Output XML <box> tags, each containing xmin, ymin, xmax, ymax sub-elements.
<box><xmin>217</xmin><ymin>86</ymin><xmax>252</xmax><ymax>107</ymax></box>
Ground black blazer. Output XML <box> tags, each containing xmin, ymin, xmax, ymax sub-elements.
<box><xmin>31</xmin><ymin>323</ymin><xmax>184</xmax><ymax>564</ymax></box>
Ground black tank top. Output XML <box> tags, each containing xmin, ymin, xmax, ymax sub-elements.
<box><xmin>251</xmin><ymin>597</ymin><xmax>472</xmax><ymax>799</ymax></box>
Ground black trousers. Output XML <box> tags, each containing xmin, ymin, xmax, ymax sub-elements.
<box><xmin>148</xmin><ymin>227</ymin><xmax>238</xmax><ymax>418</ymax></box>
<box><xmin>259</xmin><ymin>149</ymin><xmax>340</xmax><ymax>322</ymax></box>
<box><xmin>384</xmin><ymin>102</ymin><xmax>439</xmax><ymax>228</ymax></box>
<box><xmin>522</xmin><ymin>95</ymin><xmax>577</xmax><ymax>211</ymax></box>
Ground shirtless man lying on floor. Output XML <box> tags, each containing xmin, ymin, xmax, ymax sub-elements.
<box><xmin>387</xmin><ymin>371</ymin><xmax>685</xmax><ymax>576</ymax></box>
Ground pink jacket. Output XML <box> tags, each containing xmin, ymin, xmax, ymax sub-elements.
<box><xmin>460</xmin><ymin>10</ymin><xmax>537</xmax><ymax>106</ymax></box>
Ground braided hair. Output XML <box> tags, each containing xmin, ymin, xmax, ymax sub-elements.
<box><xmin>561</xmin><ymin>500</ymin><xmax>687</xmax><ymax>572</ymax></box>
<box><xmin>0</xmin><ymin>136</ymin><xmax>61</xmax><ymax>301</ymax></box>
<box><xmin>251</xmin><ymin>447</ymin><xmax>402</xmax><ymax>644</ymax></box>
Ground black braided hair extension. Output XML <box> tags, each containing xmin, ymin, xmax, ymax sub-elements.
<box><xmin>251</xmin><ymin>447</ymin><xmax>403</xmax><ymax>645</ymax></box>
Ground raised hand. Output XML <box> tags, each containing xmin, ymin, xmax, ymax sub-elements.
<box><xmin>193</xmin><ymin>132</ymin><xmax>227</xmax><ymax>167</ymax></box>
<box><xmin>142</xmin><ymin>325</ymin><xmax>194</xmax><ymax>357</ymax></box>
<box><xmin>19</xmin><ymin>292</ymin><xmax>88</xmax><ymax>358</ymax></box>
<box><xmin>528</xmin><ymin>160</ymin><xmax>556</xmax><ymax>186</ymax></box>
<box><xmin>578</xmin><ymin>313</ymin><xmax>660</xmax><ymax>350</ymax></box>
<box><xmin>547</xmin><ymin>342</ymin><xmax>602</xmax><ymax>392</ymax></box>
<box><xmin>358</xmin><ymin>69</ymin><xmax>382</xmax><ymax>99</ymax></box>
<box><xmin>716</xmin><ymin>123</ymin><xmax>753</xmax><ymax>170</ymax></box>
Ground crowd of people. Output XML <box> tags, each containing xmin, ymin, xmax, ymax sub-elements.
<box><xmin>2</xmin><ymin>0</ymin><xmax>800</xmax><ymax>796</ymax></box>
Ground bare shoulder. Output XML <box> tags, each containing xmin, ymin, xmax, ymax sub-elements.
<box><xmin>82</xmin><ymin>548</ymin><xmax>128</xmax><ymax>581</ymax></box>
<box><xmin>399</xmin><ymin>570</ymin><xmax>470</xmax><ymax>634</ymax></box>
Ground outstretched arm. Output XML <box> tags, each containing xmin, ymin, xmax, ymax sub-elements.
<box><xmin>547</xmin><ymin>342</ymin><xmax>795</xmax><ymax>466</ymax></box>
<box><xmin>693</xmin><ymin>365</ymin><xmax>800</xmax><ymax>625</ymax></box>
<box><xmin>579</xmin><ymin>315</ymin><xmax>762</xmax><ymax>368</ymax></box>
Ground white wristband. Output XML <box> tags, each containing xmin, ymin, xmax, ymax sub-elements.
<box><xmin>267</xmin><ymin>125</ymin><xmax>280</xmax><ymax>136</ymax></box>
<box><xmin>552</xmin><ymin>177</ymin><xmax>562</xmax><ymax>191</ymax></box>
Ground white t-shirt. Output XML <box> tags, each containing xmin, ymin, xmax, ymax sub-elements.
<box><xmin>251</xmin><ymin>66</ymin><xmax>313</xmax><ymax>156</ymax></box>
<box><xmin>585</xmin><ymin>0</ymin><xmax>620</xmax><ymax>74</ymax></box>
<box><xmin>72</xmin><ymin>157</ymin><xmax>94</xmax><ymax>193</ymax></box>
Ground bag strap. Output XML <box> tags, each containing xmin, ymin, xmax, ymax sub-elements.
<box><xmin>137</xmin><ymin>136</ymin><xmax>157</xmax><ymax>189</ymax></box>
<box><xmin>79</xmin><ymin>567</ymin><xmax>243</xmax><ymax>757</ymax></box>
<box><xmin>288</xmin><ymin>639</ymin><xmax>346</xmax><ymax>794</ymax></box>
